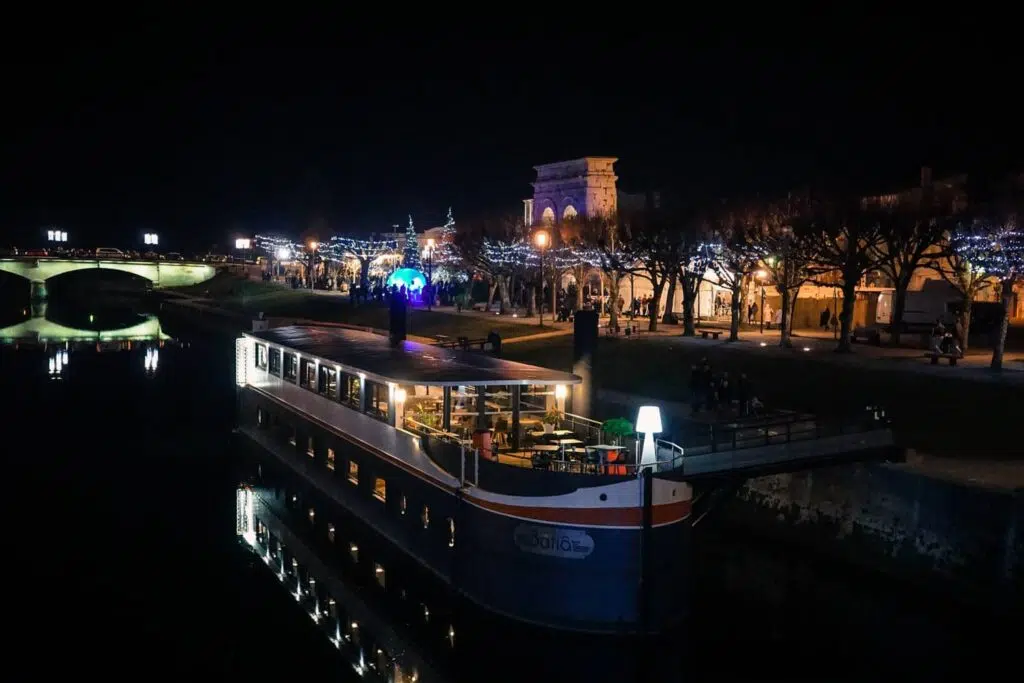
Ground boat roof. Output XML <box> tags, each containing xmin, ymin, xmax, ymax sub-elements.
<box><xmin>246</xmin><ymin>325</ymin><xmax>581</xmax><ymax>387</ymax></box>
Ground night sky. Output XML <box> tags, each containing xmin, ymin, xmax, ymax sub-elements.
<box><xmin>2</xmin><ymin>13</ymin><xmax>1018</xmax><ymax>250</ymax></box>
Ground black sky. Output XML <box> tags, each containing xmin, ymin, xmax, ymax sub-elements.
<box><xmin>2</xmin><ymin>12</ymin><xmax>1019</xmax><ymax>250</ymax></box>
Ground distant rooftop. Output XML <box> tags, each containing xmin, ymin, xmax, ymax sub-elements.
<box><xmin>247</xmin><ymin>325</ymin><xmax>581</xmax><ymax>387</ymax></box>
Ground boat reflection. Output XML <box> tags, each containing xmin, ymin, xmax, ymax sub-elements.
<box><xmin>0</xmin><ymin>302</ymin><xmax>178</xmax><ymax>378</ymax></box>
<box><xmin>237</xmin><ymin>446</ymin><xmax>683</xmax><ymax>683</ymax></box>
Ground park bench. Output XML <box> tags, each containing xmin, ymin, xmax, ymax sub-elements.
<box><xmin>696</xmin><ymin>328</ymin><xmax>723</xmax><ymax>340</ymax></box>
<box><xmin>923</xmin><ymin>351</ymin><xmax>962</xmax><ymax>366</ymax></box>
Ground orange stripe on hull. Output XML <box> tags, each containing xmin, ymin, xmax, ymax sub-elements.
<box><xmin>465</xmin><ymin>496</ymin><xmax>691</xmax><ymax>528</ymax></box>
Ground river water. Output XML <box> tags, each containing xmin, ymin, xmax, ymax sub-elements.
<box><xmin>1</xmin><ymin>299</ymin><xmax>1015</xmax><ymax>680</ymax></box>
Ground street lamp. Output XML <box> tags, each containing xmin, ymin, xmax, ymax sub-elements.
<box><xmin>306</xmin><ymin>241</ymin><xmax>318</xmax><ymax>289</ymax></box>
<box><xmin>422</xmin><ymin>238</ymin><xmax>435</xmax><ymax>311</ymax></box>
<box><xmin>635</xmin><ymin>405</ymin><xmax>663</xmax><ymax>467</ymax></box>
<box><xmin>534</xmin><ymin>229</ymin><xmax>549</xmax><ymax>327</ymax></box>
<box><xmin>756</xmin><ymin>269</ymin><xmax>768</xmax><ymax>333</ymax></box>
<box><xmin>46</xmin><ymin>229</ymin><xmax>68</xmax><ymax>244</ymax></box>
<box><xmin>235</xmin><ymin>237</ymin><xmax>252</xmax><ymax>264</ymax></box>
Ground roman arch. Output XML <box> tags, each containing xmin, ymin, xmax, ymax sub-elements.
<box><xmin>525</xmin><ymin>156</ymin><xmax>619</xmax><ymax>226</ymax></box>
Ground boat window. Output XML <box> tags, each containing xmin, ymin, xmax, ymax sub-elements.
<box><xmin>326</xmin><ymin>447</ymin><xmax>336</xmax><ymax>470</ymax></box>
<box><xmin>288</xmin><ymin>427</ymin><xmax>297</xmax><ymax>447</ymax></box>
<box><xmin>299</xmin><ymin>358</ymin><xmax>316</xmax><ymax>389</ymax></box>
<box><xmin>402</xmin><ymin>385</ymin><xmax>443</xmax><ymax>435</ymax></box>
<box><xmin>307</xmin><ymin>436</ymin><xmax>315</xmax><ymax>458</ymax></box>
<box><xmin>283</xmin><ymin>353</ymin><xmax>298</xmax><ymax>382</ymax></box>
<box><xmin>268</xmin><ymin>348</ymin><xmax>281</xmax><ymax>375</ymax></box>
<box><xmin>447</xmin><ymin>518</ymin><xmax>455</xmax><ymax>548</ymax></box>
<box><xmin>349</xmin><ymin>542</ymin><xmax>359</xmax><ymax>562</ymax></box>
<box><xmin>327</xmin><ymin>523</ymin><xmax>335</xmax><ymax>543</ymax></box>
<box><xmin>347</xmin><ymin>460</ymin><xmax>359</xmax><ymax>485</ymax></box>
<box><xmin>373</xmin><ymin>477</ymin><xmax>386</xmax><ymax>503</ymax></box>
<box><xmin>257</xmin><ymin>407</ymin><xmax>264</xmax><ymax>427</ymax></box>
<box><xmin>399</xmin><ymin>495</ymin><xmax>407</xmax><ymax>515</ymax></box>
<box><xmin>374</xmin><ymin>563</ymin><xmax>386</xmax><ymax>589</ymax></box>
<box><xmin>254</xmin><ymin>343</ymin><xmax>268</xmax><ymax>370</ymax></box>
<box><xmin>340</xmin><ymin>373</ymin><xmax>361</xmax><ymax>410</ymax></box>
<box><xmin>421</xmin><ymin>505</ymin><xmax>430</xmax><ymax>529</ymax></box>
<box><xmin>318</xmin><ymin>365</ymin><xmax>337</xmax><ymax>398</ymax></box>
<box><xmin>366</xmin><ymin>380</ymin><xmax>389</xmax><ymax>421</ymax></box>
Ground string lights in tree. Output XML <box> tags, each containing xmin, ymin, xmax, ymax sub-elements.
<box><xmin>951</xmin><ymin>223</ymin><xmax>1023</xmax><ymax>283</ymax></box>
<box><xmin>402</xmin><ymin>215</ymin><xmax>421</xmax><ymax>270</ymax></box>
<box><xmin>327</xmin><ymin>235</ymin><xmax>399</xmax><ymax>288</ymax></box>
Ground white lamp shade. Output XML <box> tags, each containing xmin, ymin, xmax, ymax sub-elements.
<box><xmin>635</xmin><ymin>405</ymin><xmax>662</xmax><ymax>434</ymax></box>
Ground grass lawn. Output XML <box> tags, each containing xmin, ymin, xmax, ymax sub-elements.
<box><xmin>503</xmin><ymin>335</ymin><xmax>1023</xmax><ymax>461</ymax></box>
<box><xmin>171</xmin><ymin>274</ymin><xmax>542</xmax><ymax>340</ymax></box>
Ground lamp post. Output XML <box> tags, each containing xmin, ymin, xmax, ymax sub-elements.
<box><xmin>307</xmin><ymin>241</ymin><xmax>318</xmax><ymax>289</ymax></box>
<box><xmin>46</xmin><ymin>228</ymin><xmax>68</xmax><ymax>246</ymax></box>
<box><xmin>422</xmin><ymin>238</ymin><xmax>435</xmax><ymax>311</ymax></box>
<box><xmin>143</xmin><ymin>233</ymin><xmax>159</xmax><ymax>250</ymax></box>
<box><xmin>235</xmin><ymin>237</ymin><xmax>252</xmax><ymax>265</ymax></box>
<box><xmin>635</xmin><ymin>405</ymin><xmax>663</xmax><ymax>467</ymax></box>
<box><xmin>534</xmin><ymin>229</ymin><xmax>550</xmax><ymax>327</ymax></box>
<box><xmin>756</xmin><ymin>269</ymin><xmax>768</xmax><ymax>334</ymax></box>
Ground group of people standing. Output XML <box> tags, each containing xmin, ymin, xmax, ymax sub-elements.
<box><xmin>688</xmin><ymin>357</ymin><xmax>763</xmax><ymax>417</ymax></box>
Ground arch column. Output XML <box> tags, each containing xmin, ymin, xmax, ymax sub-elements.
<box><xmin>30</xmin><ymin>280</ymin><xmax>48</xmax><ymax>301</ymax></box>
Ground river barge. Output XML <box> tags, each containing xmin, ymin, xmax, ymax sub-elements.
<box><xmin>235</xmin><ymin>325</ymin><xmax>691</xmax><ymax>633</ymax></box>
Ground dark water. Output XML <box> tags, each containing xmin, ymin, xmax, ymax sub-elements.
<box><xmin>2</xmin><ymin>299</ymin><xmax>1016</xmax><ymax>680</ymax></box>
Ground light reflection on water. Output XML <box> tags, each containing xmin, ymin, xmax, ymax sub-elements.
<box><xmin>1</xmin><ymin>299</ymin><xmax>1016</xmax><ymax>681</ymax></box>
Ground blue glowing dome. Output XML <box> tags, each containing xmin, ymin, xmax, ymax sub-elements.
<box><xmin>387</xmin><ymin>267</ymin><xmax>426</xmax><ymax>291</ymax></box>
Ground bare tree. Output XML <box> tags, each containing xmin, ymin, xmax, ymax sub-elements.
<box><xmin>711</xmin><ymin>207</ymin><xmax>764</xmax><ymax>341</ymax></box>
<box><xmin>749</xmin><ymin>197</ymin><xmax>815</xmax><ymax>348</ymax></box>
<box><xmin>620</xmin><ymin>204</ymin><xmax>685</xmax><ymax>332</ymax></box>
<box><xmin>806</xmin><ymin>202</ymin><xmax>885</xmax><ymax>352</ymax></box>
<box><xmin>869</xmin><ymin>198</ymin><xmax>951</xmax><ymax>346</ymax></box>
<box><xmin>931</xmin><ymin>225</ymin><xmax>995</xmax><ymax>353</ymax></box>
<box><xmin>678</xmin><ymin>222</ymin><xmax>717</xmax><ymax>337</ymax></box>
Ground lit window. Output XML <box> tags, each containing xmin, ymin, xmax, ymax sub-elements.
<box><xmin>400</xmin><ymin>495</ymin><xmax>407</xmax><ymax>516</ymax></box>
<box><xmin>257</xmin><ymin>407</ymin><xmax>264</xmax><ymax>426</ymax></box>
<box><xmin>447</xmin><ymin>518</ymin><xmax>455</xmax><ymax>548</ymax></box>
<box><xmin>327</xmin><ymin>523</ymin><xmax>335</xmax><ymax>543</ymax></box>
<box><xmin>373</xmin><ymin>477</ymin><xmax>386</xmax><ymax>503</ymax></box>
<box><xmin>347</xmin><ymin>460</ymin><xmax>359</xmax><ymax>485</ymax></box>
<box><xmin>374</xmin><ymin>563</ymin><xmax>386</xmax><ymax>589</ymax></box>
<box><xmin>349</xmin><ymin>542</ymin><xmax>358</xmax><ymax>562</ymax></box>
<box><xmin>326</xmin><ymin>448</ymin><xmax>335</xmax><ymax>470</ymax></box>
<box><xmin>308</xmin><ymin>508</ymin><xmax>315</xmax><ymax>522</ymax></box>
<box><xmin>421</xmin><ymin>505</ymin><xmax>430</xmax><ymax>529</ymax></box>
<box><xmin>307</xmin><ymin>436</ymin><xmax>315</xmax><ymax>457</ymax></box>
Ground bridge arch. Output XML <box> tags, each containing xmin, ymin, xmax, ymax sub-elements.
<box><xmin>0</xmin><ymin>258</ymin><xmax>217</xmax><ymax>299</ymax></box>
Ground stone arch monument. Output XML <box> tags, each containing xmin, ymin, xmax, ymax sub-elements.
<box><xmin>523</xmin><ymin>157</ymin><xmax>618</xmax><ymax>226</ymax></box>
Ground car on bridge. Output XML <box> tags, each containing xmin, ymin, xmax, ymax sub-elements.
<box><xmin>95</xmin><ymin>247</ymin><xmax>125</xmax><ymax>259</ymax></box>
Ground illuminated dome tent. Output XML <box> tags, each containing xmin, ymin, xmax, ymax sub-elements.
<box><xmin>386</xmin><ymin>267</ymin><xmax>426</xmax><ymax>293</ymax></box>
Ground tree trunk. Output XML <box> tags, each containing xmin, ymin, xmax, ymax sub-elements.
<box><xmin>607</xmin><ymin>272</ymin><xmax>621</xmax><ymax>332</ymax></box>
<box><xmin>648</xmin><ymin>279</ymin><xmax>664</xmax><ymax>332</ymax></box>
<box><xmin>526</xmin><ymin>284</ymin><xmax>536</xmax><ymax>316</ymax></box>
<box><xmin>890</xmin><ymin>276</ymin><xmax>909</xmax><ymax>346</ymax></box>
<box><xmin>662</xmin><ymin>272</ymin><xmax>677</xmax><ymax>325</ymax></box>
<box><xmin>359</xmin><ymin>258</ymin><xmax>370</xmax><ymax>291</ymax></box>
<box><xmin>836</xmin><ymin>280</ymin><xmax>857</xmax><ymax>353</ymax></box>
<box><xmin>990</xmin><ymin>278</ymin><xmax>1015</xmax><ymax>370</ymax></box>
<box><xmin>498</xmin><ymin>276</ymin><xmax>511</xmax><ymax>314</ymax></box>
<box><xmin>779</xmin><ymin>286</ymin><xmax>794</xmax><ymax>348</ymax></box>
<box><xmin>681</xmin><ymin>275</ymin><xmax>698</xmax><ymax>336</ymax></box>
<box><xmin>487</xmin><ymin>280</ymin><xmax>497</xmax><ymax>308</ymax></box>
<box><xmin>575</xmin><ymin>266</ymin><xmax>585</xmax><ymax>310</ymax></box>
<box><xmin>729</xmin><ymin>282</ymin><xmax>743</xmax><ymax>341</ymax></box>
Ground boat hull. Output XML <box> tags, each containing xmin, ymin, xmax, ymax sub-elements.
<box><xmin>239</xmin><ymin>387</ymin><xmax>690</xmax><ymax>633</ymax></box>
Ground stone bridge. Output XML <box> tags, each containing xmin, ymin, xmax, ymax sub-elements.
<box><xmin>0</xmin><ymin>257</ymin><xmax>217</xmax><ymax>299</ymax></box>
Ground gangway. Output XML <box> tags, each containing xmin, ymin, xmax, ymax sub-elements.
<box><xmin>653</xmin><ymin>407</ymin><xmax>899</xmax><ymax>480</ymax></box>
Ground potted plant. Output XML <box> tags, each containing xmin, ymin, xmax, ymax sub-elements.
<box><xmin>542</xmin><ymin>410</ymin><xmax>561</xmax><ymax>433</ymax></box>
<box><xmin>601</xmin><ymin>417</ymin><xmax>634</xmax><ymax>445</ymax></box>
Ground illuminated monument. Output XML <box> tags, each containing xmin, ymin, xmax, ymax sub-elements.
<box><xmin>522</xmin><ymin>157</ymin><xmax>619</xmax><ymax>226</ymax></box>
